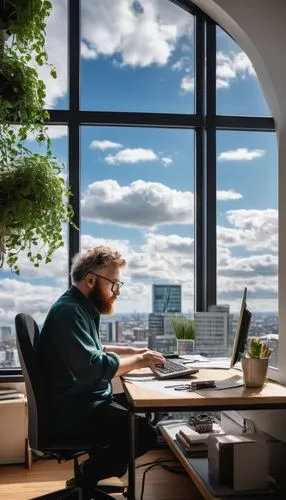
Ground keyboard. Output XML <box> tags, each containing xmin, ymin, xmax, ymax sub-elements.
<box><xmin>153</xmin><ymin>359</ymin><xmax>199</xmax><ymax>380</ymax></box>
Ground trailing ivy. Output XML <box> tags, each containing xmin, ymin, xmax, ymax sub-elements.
<box><xmin>0</xmin><ymin>0</ymin><xmax>56</xmax><ymax>77</ymax></box>
<box><xmin>0</xmin><ymin>1</ymin><xmax>77</xmax><ymax>273</ymax></box>
<box><xmin>0</xmin><ymin>155</ymin><xmax>74</xmax><ymax>273</ymax></box>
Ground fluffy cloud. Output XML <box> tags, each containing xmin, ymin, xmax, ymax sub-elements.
<box><xmin>43</xmin><ymin>2</ymin><xmax>255</xmax><ymax>107</ymax></box>
<box><xmin>218</xmin><ymin>209</ymin><xmax>278</xmax><ymax>252</ymax></box>
<box><xmin>0</xmin><ymin>279</ymin><xmax>61</xmax><ymax>327</ymax></box>
<box><xmin>216</xmin><ymin>51</ymin><xmax>256</xmax><ymax>89</ymax></box>
<box><xmin>81</xmin><ymin>0</ymin><xmax>192</xmax><ymax>67</ymax></box>
<box><xmin>161</xmin><ymin>157</ymin><xmax>173</xmax><ymax>167</ymax></box>
<box><xmin>105</xmin><ymin>148</ymin><xmax>158</xmax><ymax>165</ymax></box>
<box><xmin>218</xmin><ymin>148</ymin><xmax>265</xmax><ymax>162</ymax></box>
<box><xmin>143</xmin><ymin>233</ymin><xmax>194</xmax><ymax>256</ymax></box>
<box><xmin>217</xmin><ymin>190</ymin><xmax>243</xmax><ymax>201</ymax></box>
<box><xmin>90</xmin><ymin>140</ymin><xmax>122</xmax><ymax>151</ymax></box>
<box><xmin>218</xmin><ymin>254</ymin><xmax>278</xmax><ymax>277</ymax></box>
<box><xmin>81</xmin><ymin>179</ymin><xmax>194</xmax><ymax>227</ymax></box>
<box><xmin>178</xmin><ymin>50</ymin><xmax>256</xmax><ymax>93</ymax></box>
<box><xmin>181</xmin><ymin>75</ymin><xmax>194</xmax><ymax>93</ymax></box>
<box><xmin>40</xmin><ymin>0</ymin><xmax>68</xmax><ymax>107</ymax></box>
<box><xmin>38</xmin><ymin>0</ymin><xmax>193</xmax><ymax>107</ymax></box>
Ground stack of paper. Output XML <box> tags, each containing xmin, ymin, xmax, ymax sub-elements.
<box><xmin>176</xmin><ymin>428</ymin><xmax>209</xmax><ymax>456</ymax></box>
<box><xmin>170</xmin><ymin>422</ymin><xmax>223</xmax><ymax>457</ymax></box>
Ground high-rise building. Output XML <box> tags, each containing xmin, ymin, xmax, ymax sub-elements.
<box><xmin>0</xmin><ymin>326</ymin><xmax>12</xmax><ymax>343</ymax></box>
<box><xmin>98</xmin><ymin>322</ymin><xmax>113</xmax><ymax>343</ymax></box>
<box><xmin>194</xmin><ymin>306</ymin><xmax>229</xmax><ymax>357</ymax></box>
<box><xmin>152</xmin><ymin>284</ymin><xmax>182</xmax><ymax>314</ymax></box>
<box><xmin>209</xmin><ymin>304</ymin><xmax>233</xmax><ymax>356</ymax></box>
<box><xmin>148</xmin><ymin>313</ymin><xmax>164</xmax><ymax>350</ymax></box>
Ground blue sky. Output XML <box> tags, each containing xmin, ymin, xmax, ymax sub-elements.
<box><xmin>0</xmin><ymin>0</ymin><xmax>278</xmax><ymax>329</ymax></box>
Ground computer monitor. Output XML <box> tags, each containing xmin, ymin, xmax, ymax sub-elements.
<box><xmin>230</xmin><ymin>288</ymin><xmax>252</xmax><ymax>368</ymax></box>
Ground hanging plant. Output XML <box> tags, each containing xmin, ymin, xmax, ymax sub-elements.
<box><xmin>0</xmin><ymin>0</ymin><xmax>57</xmax><ymax>155</ymax></box>
<box><xmin>0</xmin><ymin>48</ymin><xmax>50</xmax><ymax>161</ymax></box>
<box><xmin>0</xmin><ymin>1</ymin><xmax>77</xmax><ymax>274</ymax></box>
<box><xmin>0</xmin><ymin>0</ymin><xmax>55</xmax><ymax>74</ymax></box>
<box><xmin>0</xmin><ymin>154</ymin><xmax>75</xmax><ymax>274</ymax></box>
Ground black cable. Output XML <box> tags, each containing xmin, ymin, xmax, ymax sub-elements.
<box><xmin>140</xmin><ymin>463</ymin><xmax>162</xmax><ymax>500</ymax></box>
<box><xmin>136</xmin><ymin>458</ymin><xmax>176</xmax><ymax>469</ymax></box>
<box><xmin>138</xmin><ymin>459</ymin><xmax>186</xmax><ymax>500</ymax></box>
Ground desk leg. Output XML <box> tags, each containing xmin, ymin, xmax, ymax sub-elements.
<box><xmin>128</xmin><ymin>411</ymin><xmax>136</xmax><ymax>500</ymax></box>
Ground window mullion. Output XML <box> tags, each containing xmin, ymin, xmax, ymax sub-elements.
<box><xmin>194</xmin><ymin>12</ymin><xmax>206</xmax><ymax>312</ymax></box>
<box><xmin>68</xmin><ymin>0</ymin><xmax>81</xmax><ymax>282</ymax></box>
<box><xmin>206</xmin><ymin>18</ymin><xmax>217</xmax><ymax>309</ymax></box>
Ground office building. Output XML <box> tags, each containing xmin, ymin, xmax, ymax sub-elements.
<box><xmin>148</xmin><ymin>284</ymin><xmax>182</xmax><ymax>351</ymax></box>
<box><xmin>98</xmin><ymin>322</ymin><xmax>113</xmax><ymax>343</ymax></box>
<box><xmin>194</xmin><ymin>307</ymin><xmax>229</xmax><ymax>357</ymax></box>
<box><xmin>152</xmin><ymin>284</ymin><xmax>182</xmax><ymax>314</ymax></box>
<box><xmin>0</xmin><ymin>326</ymin><xmax>12</xmax><ymax>344</ymax></box>
<box><xmin>133</xmin><ymin>327</ymin><xmax>147</xmax><ymax>342</ymax></box>
<box><xmin>209</xmin><ymin>305</ymin><xmax>233</xmax><ymax>356</ymax></box>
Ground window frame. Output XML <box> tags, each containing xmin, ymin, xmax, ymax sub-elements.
<box><xmin>0</xmin><ymin>0</ymin><xmax>276</xmax><ymax>381</ymax></box>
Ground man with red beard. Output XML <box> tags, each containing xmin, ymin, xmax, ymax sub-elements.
<box><xmin>37</xmin><ymin>246</ymin><xmax>166</xmax><ymax>492</ymax></box>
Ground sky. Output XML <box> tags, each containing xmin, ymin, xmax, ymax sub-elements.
<box><xmin>0</xmin><ymin>0</ymin><xmax>278</xmax><ymax>330</ymax></box>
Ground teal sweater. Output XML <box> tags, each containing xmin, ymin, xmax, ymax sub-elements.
<box><xmin>37</xmin><ymin>286</ymin><xmax>120</xmax><ymax>435</ymax></box>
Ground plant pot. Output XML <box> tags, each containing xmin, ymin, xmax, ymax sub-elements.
<box><xmin>241</xmin><ymin>357</ymin><xmax>269</xmax><ymax>388</ymax></box>
<box><xmin>177</xmin><ymin>339</ymin><xmax>195</xmax><ymax>356</ymax></box>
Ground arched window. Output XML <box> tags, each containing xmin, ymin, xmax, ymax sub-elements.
<box><xmin>0</xmin><ymin>0</ymin><xmax>277</xmax><ymax>376</ymax></box>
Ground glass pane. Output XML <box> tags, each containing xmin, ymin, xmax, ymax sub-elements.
<box><xmin>0</xmin><ymin>127</ymin><xmax>69</xmax><ymax>369</ymax></box>
<box><xmin>81</xmin><ymin>126</ymin><xmax>194</xmax><ymax>353</ymax></box>
<box><xmin>216</xmin><ymin>26</ymin><xmax>270</xmax><ymax>116</ymax></box>
<box><xmin>217</xmin><ymin>131</ymin><xmax>278</xmax><ymax>367</ymax></box>
<box><xmin>80</xmin><ymin>0</ymin><xmax>194</xmax><ymax>113</ymax></box>
<box><xmin>43</xmin><ymin>0</ymin><xmax>68</xmax><ymax>109</ymax></box>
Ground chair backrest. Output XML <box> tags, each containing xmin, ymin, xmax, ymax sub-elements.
<box><xmin>15</xmin><ymin>313</ymin><xmax>51</xmax><ymax>450</ymax></box>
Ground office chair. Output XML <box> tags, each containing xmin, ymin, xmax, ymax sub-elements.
<box><xmin>15</xmin><ymin>313</ymin><xmax>126</xmax><ymax>500</ymax></box>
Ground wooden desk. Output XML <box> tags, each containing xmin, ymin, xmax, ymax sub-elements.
<box><xmin>121</xmin><ymin>369</ymin><xmax>286</xmax><ymax>500</ymax></box>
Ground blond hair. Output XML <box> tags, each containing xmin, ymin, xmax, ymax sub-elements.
<box><xmin>71</xmin><ymin>246</ymin><xmax>126</xmax><ymax>284</ymax></box>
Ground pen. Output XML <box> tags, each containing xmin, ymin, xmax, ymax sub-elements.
<box><xmin>164</xmin><ymin>384</ymin><xmax>186</xmax><ymax>388</ymax></box>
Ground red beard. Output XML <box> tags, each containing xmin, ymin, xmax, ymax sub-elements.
<box><xmin>88</xmin><ymin>280</ymin><xmax>116</xmax><ymax>314</ymax></box>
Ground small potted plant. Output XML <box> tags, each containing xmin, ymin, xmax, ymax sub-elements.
<box><xmin>170</xmin><ymin>316</ymin><xmax>196</xmax><ymax>355</ymax></box>
<box><xmin>241</xmin><ymin>337</ymin><xmax>272</xmax><ymax>388</ymax></box>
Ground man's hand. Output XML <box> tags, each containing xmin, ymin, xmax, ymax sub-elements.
<box><xmin>137</xmin><ymin>349</ymin><xmax>166</xmax><ymax>369</ymax></box>
<box><xmin>114</xmin><ymin>348</ymin><xmax>166</xmax><ymax>377</ymax></box>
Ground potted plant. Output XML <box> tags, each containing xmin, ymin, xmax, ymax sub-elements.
<box><xmin>241</xmin><ymin>337</ymin><xmax>272</xmax><ymax>388</ymax></box>
<box><xmin>0</xmin><ymin>154</ymin><xmax>74</xmax><ymax>273</ymax></box>
<box><xmin>170</xmin><ymin>316</ymin><xmax>196</xmax><ymax>355</ymax></box>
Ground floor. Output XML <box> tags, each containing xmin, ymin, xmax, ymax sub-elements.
<box><xmin>0</xmin><ymin>449</ymin><xmax>203</xmax><ymax>500</ymax></box>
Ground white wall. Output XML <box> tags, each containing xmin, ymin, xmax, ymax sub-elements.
<box><xmin>190</xmin><ymin>0</ymin><xmax>286</xmax><ymax>438</ymax></box>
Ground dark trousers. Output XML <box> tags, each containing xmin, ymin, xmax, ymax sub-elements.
<box><xmin>73</xmin><ymin>393</ymin><xmax>157</xmax><ymax>487</ymax></box>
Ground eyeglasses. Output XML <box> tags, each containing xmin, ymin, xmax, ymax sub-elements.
<box><xmin>88</xmin><ymin>272</ymin><xmax>124</xmax><ymax>293</ymax></box>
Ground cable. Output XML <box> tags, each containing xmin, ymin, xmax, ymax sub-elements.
<box><xmin>138</xmin><ymin>459</ymin><xmax>186</xmax><ymax>500</ymax></box>
<box><xmin>136</xmin><ymin>457</ymin><xmax>176</xmax><ymax>469</ymax></box>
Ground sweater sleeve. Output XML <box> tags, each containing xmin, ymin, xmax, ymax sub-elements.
<box><xmin>50</xmin><ymin>305</ymin><xmax>120</xmax><ymax>382</ymax></box>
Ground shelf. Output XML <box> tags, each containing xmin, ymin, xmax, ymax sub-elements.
<box><xmin>160</xmin><ymin>424</ymin><xmax>280</xmax><ymax>499</ymax></box>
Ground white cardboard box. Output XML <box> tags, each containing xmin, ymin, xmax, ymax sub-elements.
<box><xmin>208</xmin><ymin>433</ymin><xmax>268</xmax><ymax>491</ymax></box>
<box><xmin>0</xmin><ymin>398</ymin><xmax>28</xmax><ymax>464</ymax></box>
